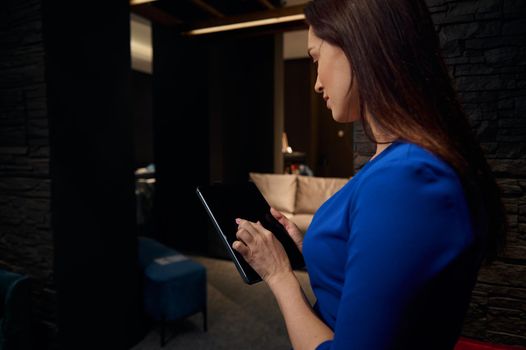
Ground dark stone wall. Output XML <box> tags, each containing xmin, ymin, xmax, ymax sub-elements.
<box><xmin>0</xmin><ymin>0</ymin><xmax>56</xmax><ymax>346</ymax></box>
<box><xmin>353</xmin><ymin>0</ymin><xmax>526</xmax><ymax>345</ymax></box>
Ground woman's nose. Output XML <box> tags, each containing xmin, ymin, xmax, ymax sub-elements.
<box><xmin>314</xmin><ymin>76</ymin><xmax>323</xmax><ymax>94</ymax></box>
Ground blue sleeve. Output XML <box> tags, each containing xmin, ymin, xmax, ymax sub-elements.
<box><xmin>316</xmin><ymin>160</ymin><xmax>474</xmax><ymax>350</ymax></box>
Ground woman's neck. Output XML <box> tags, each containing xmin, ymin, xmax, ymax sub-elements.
<box><xmin>370</xmin><ymin>142</ymin><xmax>393</xmax><ymax>161</ymax></box>
<box><xmin>367</xmin><ymin>117</ymin><xmax>396</xmax><ymax>161</ymax></box>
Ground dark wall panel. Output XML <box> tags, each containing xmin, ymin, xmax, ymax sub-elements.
<box><xmin>206</xmin><ymin>35</ymin><xmax>276</xmax><ymax>258</ymax></box>
<box><xmin>284</xmin><ymin>59</ymin><xmax>313</xmax><ymax>164</ymax></box>
<box><xmin>131</xmin><ymin>70</ymin><xmax>154</xmax><ymax>168</ymax></box>
<box><xmin>43</xmin><ymin>1</ymin><xmax>142</xmax><ymax>348</ymax></box>
<box><xmin>152</xmin><ymin>30</ymin><xmax>276</xmax><ymax>256</ymax></box>
<box><xmin>152</xmin><ymin>29</ymin><xmax>211</xmax><ymax>253</ymax></box>
<box><xmin>208</xmin><ymin>35</ymin><xmax>275</xmax><ymax>184</ymax></box>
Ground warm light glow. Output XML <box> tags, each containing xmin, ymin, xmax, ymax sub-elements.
<box><xmin>130</xmin><ymin>0</ymin><xmax>157</xmax><ymax>5</ymax></box>
<box><xmin>185</xmin><ymin>14</ymin><xmax>306</xmax><ymax>36</ymax></box>
<box><xmin>282</xmin><ymin>132</ymin><xmax>294</xmax><ymax>153</ymax></box>
<box><xmin>130</xmin><ymin>41</ymin><xmax>152</xmax><ymax>62</ymax></box>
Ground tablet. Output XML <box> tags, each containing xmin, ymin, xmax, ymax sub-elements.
<box><xmin>196</xmin><ymin>182</ymin><xmax>305</xmax><ymax>284</ymax></box>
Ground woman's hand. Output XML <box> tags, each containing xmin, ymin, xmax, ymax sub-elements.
<box><xmin>270</xmin><ymin>207</ymin><xmax>304</xmax><ymax>253</ymax></box>
<box><xmin>233</xmin><ymin>218</ymin><xmax>293</xmax><ymax>285</ymax></box>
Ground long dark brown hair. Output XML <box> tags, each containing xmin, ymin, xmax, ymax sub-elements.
<box><xmin>305</xmin><ymin>0</ymin><xmax>507</xmax><ymax>262</ymax></box>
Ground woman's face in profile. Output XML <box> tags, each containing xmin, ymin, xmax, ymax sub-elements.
<box><xmin>307</xmin><ymin>27</ymin><xmax>361</xmax><ymax>123</ymax></box>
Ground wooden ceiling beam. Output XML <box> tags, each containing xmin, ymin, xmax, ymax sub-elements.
<box><xmin>183</xmin><ymin>4</ymin><xmax>306</xmax><ymax>33</ymax></box>
<box><xmin>258</xmin><ymin>0</ymin><xmax>276</xmax><ymax>10</ymax></box>
<box><xmin>131</xmin><ymin>3</ymin><xmax>183</xmax><ymax>27</ymax></box>
<box><xmin>130</xmin><ymin>0</ymin><xmax>157</xmax><ymax>5</ymax></box>
<box><xmin>190</xmin><ymin>0</ymin><xmax>225</xmax><ymax>18</ymax></box>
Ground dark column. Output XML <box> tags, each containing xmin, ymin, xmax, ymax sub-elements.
<box><xmin>207</xmin><ymin>34</ymin><xmax>277</xmax><ymax>258</ymax></box>
<box><xmin>131</xmin><ymin>70</ymin><xmax>154</xmax><ymax>169</ymax></box>
<box><xmin>43</xmin><ymin>1</ymin><xmax>143</xmax><ymax>348</ymax></box>
<box><xmin>152</xmin><ymin>28</ymin><xmax>276</xmax><ymax>255</ymax></box>
<box><xmin>208</xmin><ymin>35</ymin><xmax>276</xmax><ymax>183</ymax></box>
<box><xmin>152</xmin><ymin>28</ymin><xmax>211</xmax><ymax>253</ymax></box>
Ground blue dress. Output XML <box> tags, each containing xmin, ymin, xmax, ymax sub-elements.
<box><xmin>302</xmin><ymin>140</ymin><xmax>486</xmax><ymax>350</ymax></box>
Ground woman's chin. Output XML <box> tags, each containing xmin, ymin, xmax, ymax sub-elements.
<box><xmin>332</xmin><ymin>112</ymin><xmax>358</xmax><ymax>123</ymax></box>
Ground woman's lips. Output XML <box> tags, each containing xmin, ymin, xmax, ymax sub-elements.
<box><xmin>324</xmin><ymin>96</ymin><xmax>330</xmax><ymax>108</ymax></box>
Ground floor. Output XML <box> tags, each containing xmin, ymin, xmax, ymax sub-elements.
<box><xmin>130</xmin><ymin>256</ymin><xmax>315</xmax><ymax>350</ymax></box>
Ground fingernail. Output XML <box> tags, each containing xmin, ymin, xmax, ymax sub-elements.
<box><xmin>235</xmin><ymin>218</ymin><xmax>241</xmax><ymax>224</ymax></box>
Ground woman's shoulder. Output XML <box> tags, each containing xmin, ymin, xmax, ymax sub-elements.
<box><xmin>371</xmin><ymin>141</ymin><xmax>458</xmax><ymax>177</ymax></box>
<box><xmin>356</xmin><ymin>141</ymin><xmax>464</xmax><ymax>198</ymax></box>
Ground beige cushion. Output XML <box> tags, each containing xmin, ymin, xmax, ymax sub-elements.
<box><xmin>289</xmin><ymin>214</ymin><xmax>313</xmax><ymax>234</ymax></box>
<box><xmin>295</xmin><ymin>175</ymin><xmax>349</xmax><ymax>214</ymax></box>
<box><xmin>249</xmin><ymin>172</ymin><xmax>298</xmax><ymax>214</ymax></box>
<box><xmin>282</xmin><ymin>211</ymin><xmax>294</xmax><ymax>220</ymax></box>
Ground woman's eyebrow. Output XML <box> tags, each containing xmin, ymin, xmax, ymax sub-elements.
<box><xmin>308</xmin><ymin>41</ymin><xmax>324</xmax><ymax>58</ymax></box>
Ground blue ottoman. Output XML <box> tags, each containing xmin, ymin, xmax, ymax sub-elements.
<box><xmin>138</xmin><ymin>236</ymin><xmax>207</xmax><ymax>347</ymax></box>
<box><xmin>0</xmin><ymin>269</ymin><xmax>31</xmax><ymax>350</ymax></box>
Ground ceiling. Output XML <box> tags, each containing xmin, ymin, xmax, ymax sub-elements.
<box><xmin>153</xmin><ymin>0</ymin><xmax>285</xmax><ymax>21</ymax></box>
<box><xmin>130</xmin><ymin>0</ymin><xmax>308</xmax><ymax>34</ymax></box>
<box><xmin>130</xmin><ymin>0</ymin><xmax>310</xmax><ymax>73</ymax></box>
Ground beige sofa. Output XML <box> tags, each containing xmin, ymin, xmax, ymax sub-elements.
<box><xmin>249</xmin><ymin>172</ymin><xmax>350</xmax><ymax>233</ymax></box>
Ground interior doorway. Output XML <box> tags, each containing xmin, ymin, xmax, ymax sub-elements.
<box><xmin>283</xmin><ymin>35</ymin><xmax>354</xmax><ymax>178</ymax></box>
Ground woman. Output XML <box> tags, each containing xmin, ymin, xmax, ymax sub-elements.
<box><xmin>233</xmin><ymin>0</ymin><xmax>507</xmax><ymax>349</ymax></box>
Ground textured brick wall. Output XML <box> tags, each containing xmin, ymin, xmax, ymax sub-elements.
<box><xmin>0</xmin><ymin>0</ymin><xmax>56</xmax><ymax>346</ymax></box>
<box><xmin>353</xmin><ymin>0</ymin><xmax>526</xmax><ymax>345</ymax></box>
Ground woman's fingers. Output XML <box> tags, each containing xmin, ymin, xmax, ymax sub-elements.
<box><xmin>234</xmin><ymin>219</ymin><xmax>264</xmax><ymax>263</ymax></box>
<box><xmin>271</xmin><ymin>207</ymin><xmax>293</xmax><ymax>230</ymax></box>
<box><xmin>233</xmin><ymin>217</ymin><xmax>292</xmax><ymax>283</ymax></box>
<box><xmin>270</xmin><ymin>207</ymin><xmax>303</xmax><ymax>253</ymax></box>
<box><xmin>236</xmin><ymin>219</ymin><xmax>273</xmax><ymax>246</ymax></box>
<box><xmin>236</xmin><ymin>218</ymin><xmax>259</xmax><ymax>236</ymax></box>
<box><xmin>236</xmin><ymin>225</ymin><xmax>254</xmax><ymax>245</ymax></box>
<box><xmin>232</xmin><ymin>240</ymin><xmax>250</xmax><ymax>260</ymax></box>
<box><xmin>271</xmin><ymin>207</ymin><xmax>292</xmax><ymax>230</ymax></box>
<box><xmin>270</xmin><ymin>207</ymin><xmax>285</xmax><ymax>222</ymax></box>
<box><xmin>270</xmin><ymin>207</ymin><xmax>281</xmax><ymax>217</ymax></box>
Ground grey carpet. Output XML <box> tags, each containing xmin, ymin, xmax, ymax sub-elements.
<box><xmin>131</xmin><ymin>256</ymin><xmax>315</xmax><ymax>350</ymax></box>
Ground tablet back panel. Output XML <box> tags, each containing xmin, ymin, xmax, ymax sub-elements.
<box><xmin>196</xmin><ymin>182</ymin><xmax>305</xmax><ymax>284</ymax></box>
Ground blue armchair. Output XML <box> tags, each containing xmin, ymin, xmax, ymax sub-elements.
<box><xmin>137</xmin><ymin>237</ymin><xmax>207</xmax><ymax>347</ymax></box>
<box><xmin>0</xmin><ymin>269</ymin><xmax>31</xmax><ymax>350</ymax></box>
